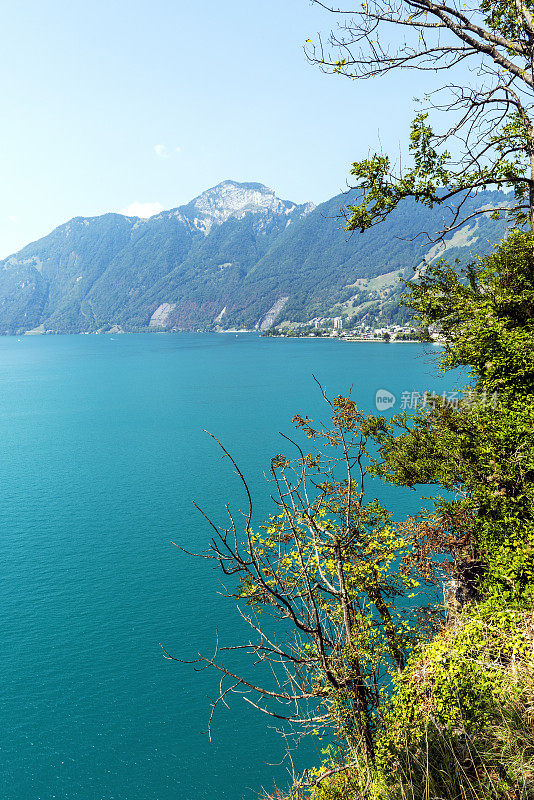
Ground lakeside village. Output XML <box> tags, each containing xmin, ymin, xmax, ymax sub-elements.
<box><xmin>261</xmin><ymin>316</ymin><xmax>445</xmax><ymax>342</ymax></box>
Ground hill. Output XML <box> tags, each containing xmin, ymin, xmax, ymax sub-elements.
<box><xmin>0</xmin><ymin>180</ymin><xmax>510</xmax><ymax>334</ymax></box>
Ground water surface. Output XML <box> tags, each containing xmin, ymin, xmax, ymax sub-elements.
<box><xmin>0</xmin><ymin>333</ymin><xmax>458</xmax><ymax>800</ymax></box>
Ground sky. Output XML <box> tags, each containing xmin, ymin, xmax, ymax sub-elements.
<box><xmin>0</xmin><ymin>0</ymin><xmax>439</xmax><ymax>258</ymax></box>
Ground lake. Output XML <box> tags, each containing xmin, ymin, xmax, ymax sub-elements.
<box><xmin>0</xmin><ymin>333</ymin><xmax>460</xmax><ymax>800</ymax></box>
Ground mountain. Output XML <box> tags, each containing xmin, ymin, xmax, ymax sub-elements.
<box><xmin>0</xmin><ymin>180</ymin><xmax>511</xmax><ymax>334</ymax></box>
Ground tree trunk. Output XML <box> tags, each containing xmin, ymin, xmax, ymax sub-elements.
<box><xmin>334</xmin><ymin>539</ymin><xmax>375</xmax><ymax>765</ymax></box>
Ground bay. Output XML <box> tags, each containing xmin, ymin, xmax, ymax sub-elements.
<box><xmin>0</xmin><ymin>333</ymin><xmax>460</xmax><ymax>800</ymax></box>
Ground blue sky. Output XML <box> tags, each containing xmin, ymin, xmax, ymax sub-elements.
<box><xmin>0</xmin><ymin>0</ymin><xmax>434</xmax><ymax>257</ymax></box>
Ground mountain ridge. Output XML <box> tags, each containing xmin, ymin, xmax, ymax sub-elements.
<box><xmin>0</xmin><ymin>180</ymin><xmax>510</xmax><ymax>334</ymax></box>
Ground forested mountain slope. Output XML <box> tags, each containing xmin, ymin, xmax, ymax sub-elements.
<box><xmin>0</xmin><ymin>180</ymin><xmax>510</xmax><ymax>333</ymax></box>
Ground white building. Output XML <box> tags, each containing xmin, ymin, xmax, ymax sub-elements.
<box><xmin>333</xmin><ymin>317</ymin><xmax>343</xmax><ymax>330</ymax></box>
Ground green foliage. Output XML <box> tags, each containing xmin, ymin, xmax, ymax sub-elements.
<box><xmin>380</xmin><ymin>605</ymin><xmax>531</xmax><ymax>755</ymax></box>
<box><xmin>406</xmin><ymin>231</ymin><xmax>534</xmax><ymax>398</ymax></box>
<box><xmin>360</xmin><ymin>232</ymin><xmax>534</xmax><ymax>609</ymax></box>
<box><xmin>348</xmin><ymin>114</ymin><xmax>451</xmax><ymax>232</ymax></box>
<box><xmin>347</xmin><ymin>99</ymin><xmax>534</xmax><ymax>233</ymax></box>
<box><xmin>310</xmin><ymin>604</ymin><xmax>534</xmax><ymax>800</ymax></box>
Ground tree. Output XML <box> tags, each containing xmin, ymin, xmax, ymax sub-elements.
<box><xmin>364</xmin><ymin>230</ymin><xmax>534</xmax><ymax>606</ymax></box>
<box><xmin>165</xmin><ymin>392</ymin><xmax>442</xmax><ymax>772</ymax></box>
<box><xmin>307</xmin><ymin>0</ymin><xmax>534</xmax><ymax>236</ymax></box>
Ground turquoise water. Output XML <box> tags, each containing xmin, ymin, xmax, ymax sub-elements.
<box><xmin>0</xmin><ymin>333</ymin><xmax>459</xmax><ymax>800</ymax></box>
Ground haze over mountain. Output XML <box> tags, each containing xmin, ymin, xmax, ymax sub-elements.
<box><xmin>0</xmin><ymin>180</ymin><xmax>510</xmax><ymax>334</ymax></box>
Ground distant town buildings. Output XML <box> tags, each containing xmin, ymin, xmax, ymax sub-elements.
<box><xmin>311</xmin><ymin>316</ymin><xmax>343</xmax><ymax>329</ymax></box>
<box><xmin>264</xmin><ymin>315</ymin><xmax>437</xmax><ymax>341</ymax></box>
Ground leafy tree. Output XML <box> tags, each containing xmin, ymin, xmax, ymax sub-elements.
<box><xmin>308</xmin><ymin>0</ymin><xmax>534</xmax><ymax>235</ymax></box>
<box><xmin>364</xmin><ymin>230</ymin><xmax>534</xmax><ymax>606</ymax></box>
<box><xmin>166</xmin><ymin>395</ymin><xmax>442</xmax><ymax>770</ymax></box>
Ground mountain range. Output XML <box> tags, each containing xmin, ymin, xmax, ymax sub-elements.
<box><xmin>0</xmin><ymin>179</ymin><xmax>510</xmax><ymax>334</ymax></box>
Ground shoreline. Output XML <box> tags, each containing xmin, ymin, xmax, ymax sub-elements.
<box><xmin>264</xmin><ymin>334</ymin><xmax>429</xmax><ymax>343</ymax></box>
<box><xmin>16</xmin><ymin>328</ymin><xmax>444</xmax><ymax>345</ymax></box>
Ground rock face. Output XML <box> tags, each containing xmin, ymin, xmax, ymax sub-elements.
<box><xmin>444</xmin><ymin>559</ymin><xmax>486</xmax><ymax>626</ymax></box>
<box><xmin>0</xmin><ymin>181</ymin><xmax>511</xmax><ymax>334</ymax></box>
<box><xmin>258</xmin><ymin>297</ymin><xmax>289</xmax><ymax>330</ymax></box>
<box><xmin>214</xmin><ymin>306</ymin><xmax>227</xmax><ymax>324</ymax></box>
<box><xmin>187</xmin><ymin>181</ymin><xmax>301</xmax><ymax>230</ymax></box>
<box><xmin>149</xmin><ymin>303</ymin><xmax>177</xmax><ymax>327</ymax></box>
<box><xmin>149</xmin><ymin>180</ymin><xmax>313</xmax><ymax>238</ymax></box>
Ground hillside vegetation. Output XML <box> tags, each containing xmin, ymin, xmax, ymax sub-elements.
<box><xmin>0</xmin><ymin>181</ymin><xmax>510</xmax><ymax>334</ymax></box>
